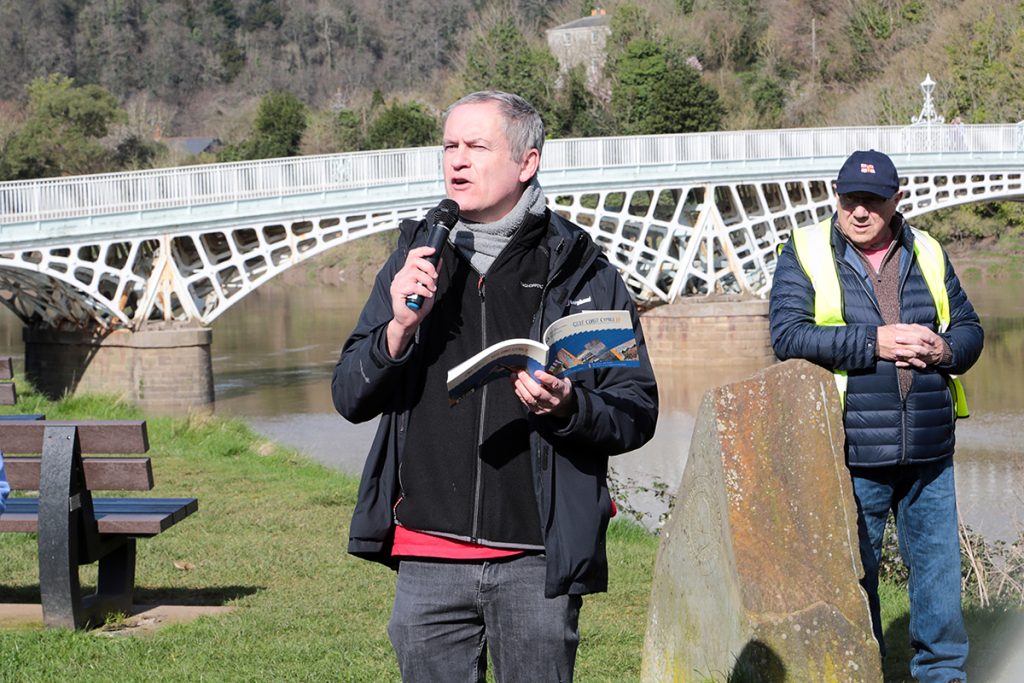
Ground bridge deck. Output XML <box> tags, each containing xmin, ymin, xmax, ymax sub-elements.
<box><xmin>0</xmin><ymin>124</ymin><xmax>1021</xmax><ymax>327</ymax></box>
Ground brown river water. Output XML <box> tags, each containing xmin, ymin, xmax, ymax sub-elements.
<box><xmin>1</xmin><ymin>266</ymin><xmax>1020</xmax><ymax>539</ymax></box>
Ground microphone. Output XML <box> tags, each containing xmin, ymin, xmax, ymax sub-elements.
<box><xmin>406</xmin><ymin>198</ymin><xmax>460</xmax><ymax>310</ymax></box>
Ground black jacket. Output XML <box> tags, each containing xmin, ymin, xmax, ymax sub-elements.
<box><xmin>769</xmin><ymin>215</ymin><xmax>983</xmax><ymax>467</ymax></box>
<box><xmin>333</xmin><ymin>210</ymin><xmax>659</xmax><ymax>597</ymax></box>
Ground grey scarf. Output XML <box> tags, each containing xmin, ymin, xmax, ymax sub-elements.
<box><xmin>448</xmin><ymin>179</ymin><xmax>547</xmax><ymax>275</ymax></box>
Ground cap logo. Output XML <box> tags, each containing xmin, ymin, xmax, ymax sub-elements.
<box><xmin>860</xmin><ymin>163</ymin><xmax>876</xmax><ymax>174</ymax></box>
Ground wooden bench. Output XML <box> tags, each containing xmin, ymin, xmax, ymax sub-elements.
<box><xmin>0</xmin><ymin>356</ymin><xmax>15</xmax><ymax>406</ymax></box>
<box><xmin>0</xmin><ymin>420</ymin><xmax>198</xmax><ymax>628</ymax></box>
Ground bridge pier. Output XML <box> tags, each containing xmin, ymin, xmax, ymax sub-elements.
<box><xmin>24</xmin><ymin>324</ymin><xmax>214</xmax><ymax>415</ymax></box>
<box><xmin>643</xmin><ymin>295</ymin><xmax>775</xmax><ymax>367</ymax></box>
<box><xmin>642</xmin><ymin>296</ymin><xmax>776</xmax><ymax>410</ymax></box>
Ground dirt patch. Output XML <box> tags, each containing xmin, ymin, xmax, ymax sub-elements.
<box><xmin>96</xmin><ymin>604</ymin><xmax>236</xmax><ymax>637</ymax></box>
<box><xmin>0</xmin><ymin>603</ymin><xmax>235</xmax><ymax>635</ymax></box>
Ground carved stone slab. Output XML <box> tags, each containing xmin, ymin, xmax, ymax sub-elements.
<box><xmin>642</xmin><ymin>359</ymin><xmax>881</xmax><ymax>682</ymax></box>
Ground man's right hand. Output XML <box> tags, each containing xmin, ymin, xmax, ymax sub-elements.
<box><xmin>386</xmin><ymin>246</ymin><xmax>441</xmax><ymax>358</ymax></box>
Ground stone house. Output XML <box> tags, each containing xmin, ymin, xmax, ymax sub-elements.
<box><xmin>545</xmin><ymin>9</ymin><xmax>612</xmax><ymax>90</ymax></box>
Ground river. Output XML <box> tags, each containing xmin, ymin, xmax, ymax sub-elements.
<box><xmin>2</xmin><ymin>266</ymin><xmax>1021</xmax><ymax>539</ymax></box>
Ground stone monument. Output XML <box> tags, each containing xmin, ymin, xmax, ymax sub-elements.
<box><xmin>642</xmin><ymin>359</ymin><xmax>881</xmax><ymax>682</ymax></box>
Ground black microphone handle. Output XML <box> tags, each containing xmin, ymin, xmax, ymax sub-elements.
<box><xmin>405</xmin><ymin>224</ymin><xmax>451</xmax><ymax>311</ymax></box>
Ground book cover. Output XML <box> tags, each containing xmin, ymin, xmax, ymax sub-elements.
<box><xmin>446</xmin><ymin>310</ymin><xmax>639</xmax><ymax>404</ymax></box>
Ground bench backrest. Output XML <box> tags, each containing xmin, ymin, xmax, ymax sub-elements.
<box><xmin>0</xmin><ymin>356</ymin><xmax>14</xmax><ymax>405</ymax></box>
<box><xmin>5</xmin><ymin>457</ymin><xmax>154</xmax><ymax>491</ymax></box>
<box><xmin>1</xmin><ymin>420</ymin><xmax>151</xmax><ymax>492</ymax></box>
<box><xmin>0</xmin><ymin>420</ymin><xmax>148</xmax><ymax>454</ymax></box>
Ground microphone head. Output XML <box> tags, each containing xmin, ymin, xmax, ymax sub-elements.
<box><xmin>431</xmin><ymin>199</ymin><xmax>460</xmax><ymax>228</ymax></box>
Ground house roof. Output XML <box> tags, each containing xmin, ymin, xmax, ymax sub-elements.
<box><xmin>548</xmin><ymin>14</ymin><xmax>611</xmax><ymax>32</ymax></box>
<box><xmin>162</xmin><ymin>137</ymin><xmax>221</xmax><ymax>155</ymax></box>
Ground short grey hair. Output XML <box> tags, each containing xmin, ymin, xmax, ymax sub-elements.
<box><xmin>442</xmin><ymin>91</ymin><xmax>545</xmax><ymax>162</ymax></box>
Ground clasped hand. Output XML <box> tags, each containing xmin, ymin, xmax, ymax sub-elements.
<box><xmin>877</xmin><ymin>323</ymin><xmax>946</xmax><ymax>369</ymax></box>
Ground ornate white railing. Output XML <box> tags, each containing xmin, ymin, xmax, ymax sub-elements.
<box><xmin>3</xmin><ymin>124</ymin><xmax>1023</xmax><ymax>225</ymax></box>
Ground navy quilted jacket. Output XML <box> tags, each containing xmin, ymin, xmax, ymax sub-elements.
<box><xmin>769</xmin><ymin>215</ymin><xmax>984</xmax><ymax>467</ymax></box>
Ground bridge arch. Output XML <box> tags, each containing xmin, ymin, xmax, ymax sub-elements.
<box><xmin>1</xmin><ymin>124</ymin><xmax>1022</xmax><ymax>330</ymax></box>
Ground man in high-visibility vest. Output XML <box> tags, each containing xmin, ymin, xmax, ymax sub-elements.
<box><xmin>770</xmin><ymin>149</ymin><xmax>984</xmax><ymax>683</ymax></box>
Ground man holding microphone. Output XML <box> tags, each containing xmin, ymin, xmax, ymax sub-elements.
<box><xmin>333</xmin><ymin>90</ymin><xmax>658</xmax><ymax>682</ymax></box>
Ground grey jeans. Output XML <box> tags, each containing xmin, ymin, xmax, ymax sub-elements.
<box><xmin>387</xmin><ymin>555</ymin><xmax>582</xmax><ymax>682</ymax></box>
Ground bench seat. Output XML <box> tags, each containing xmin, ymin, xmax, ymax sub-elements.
<box><xmin>0</xmin><ymin>497</ymin><xmax>198</xmax><ymax>535</ymax></box>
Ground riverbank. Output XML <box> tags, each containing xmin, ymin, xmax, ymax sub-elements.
<box><xmin>946</xmin><ymin>232</ymin><xmax>1024</xmax><ymax>281</ymax></box>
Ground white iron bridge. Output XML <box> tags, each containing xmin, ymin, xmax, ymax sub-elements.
<box><xmin>1</xmin><ymin>123</ymin><xmax>1022</xmax><ymax>331</ymax></box>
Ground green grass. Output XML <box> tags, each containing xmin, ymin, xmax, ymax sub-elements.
<box><xmin>3</xmin><ymin>385</ymin><xmax>1019</xmax><ymax>682</ymax></box>
<box><xmin>0</xmin><ymin>388</ymin><xmax>658</xmax><ymax>682</ymax></box>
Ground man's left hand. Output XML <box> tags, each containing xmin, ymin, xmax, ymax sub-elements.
<box><xmin>512</xmin><ymin>369</ymin><xmax>577</xmax><ymax>418</ymax></box>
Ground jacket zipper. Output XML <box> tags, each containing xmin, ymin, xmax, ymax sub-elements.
<box><xmin>896</xmin><ymin>244</ymin><xmax>915</xmax><ymax>464</ymax></box>
<box><xmin>532</xmin><ymin>236</ymin><xmax>578</xmax><ymax>474</ymax></box>
<box><xmin>899</xmin><ymin>396</ymin><xmax>909</xmax><ymax>465</ymax></box>
<box><xmin>471</xmin><ymin>275</ymin><xmax>487</xmax><ymax>541</ymax></box>
<box><xmin>840</xmin><ymin>235</ymin><xmax>915</xmax><ymax>464</ymax></box>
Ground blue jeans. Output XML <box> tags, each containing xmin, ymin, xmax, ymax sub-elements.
<box><xmin>388</xmin><ymin>555</ymin><xmax>582</xmax><ymax>682</ymax></box>
<box><xmin>851</xmin><ymin>458</ymin><xmax>968</xmax><ymax>683</ymax></box>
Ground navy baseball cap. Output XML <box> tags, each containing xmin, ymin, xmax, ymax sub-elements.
<box><xmin>835</xmin><ymin>150</ymin><xmax>900</xmax><ymax>198</ymax></box>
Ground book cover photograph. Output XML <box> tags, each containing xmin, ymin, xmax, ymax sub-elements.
<box><xmin>446</xmin><ymin>310</ymin><xmax>639</xmax><ymax>404</ymax></box>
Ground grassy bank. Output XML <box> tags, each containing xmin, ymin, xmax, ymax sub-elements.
<box><xmin>2</xmin><ymin>387</ymin><xmax>1020</xmax><ymax>681</ymax></box>
<box><xmin>945</xmin><ymin>230</ymin><xmax>1024</xmax><ymax>282</ymax></box>
<box><xmin>0</xmin><ymin>388</ymin><xmax>657</xmax><ymax>682</ymax></box>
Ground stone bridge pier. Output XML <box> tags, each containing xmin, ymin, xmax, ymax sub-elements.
<box><xmin>24</xmin><ymin>324</ymin><xmax>214</xmax><ymax>415</ymax></box>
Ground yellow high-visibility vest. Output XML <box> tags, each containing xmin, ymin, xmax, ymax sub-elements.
<box><xmin>789</xmin><ymin>219</ymin><xmax>969</xmax><ymax>417</ymax></box>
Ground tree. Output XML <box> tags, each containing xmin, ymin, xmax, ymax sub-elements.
<box><xmin>946</xmin><ymin>14</ymin><xmax>1024</xmax><ymax>123</ymax></box>
<box><xmin>113</xmin><ymin>135</ymin><xmax>163</xmax><ymax>171</ymax></box>
<box><xmin>334</xmin><ymin>109</ymin><xmax>366</xmax><ymax>151</ymax></box>
<box><xmin>606</xmin><ymin>2</ymin><xmax>656</xmax><ymax>64</ymax></box>
<box><xmin>365</xmin><ymin>101</ymin><xmax>438</xmax><ymax>150</ymax></box>
<box><xmin>253</xmin><ymin>91</ymin><xmax>308</xmax><ymax>156</ymax></box>
<box><xmin>220</xmin><ymin>91</ymin><xmax>308</xmax><ymax>161</ymax></box>
<box><xmin>1</xmin><ymin>74</ymin><xmax>125</xmax><ymax>179</ymax></box>
<box><xmin>610</xmin><ymin>39</ymin><xmax>724</xmax><ymax>135</ymax></box>
<box><xmin>551</xmin><ymin>65</ymin><xmax>613</xmax><ymax>138</ymax></box>
<box><xmin>460</xmin><ymin>18</ymin><xmax>562</xmax><ymax>130</ymax></box>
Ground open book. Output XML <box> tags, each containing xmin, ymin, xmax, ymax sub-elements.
<box><xmin>446</xmin><ymin>309</ymin><xmax>639</xmax><ymax>404</ymax></box>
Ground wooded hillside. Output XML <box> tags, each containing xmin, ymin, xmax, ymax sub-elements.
<box><xmin>1</xmin><ymin>0</ymin><xmax>1021</xmax><ymax>180</ymax></box>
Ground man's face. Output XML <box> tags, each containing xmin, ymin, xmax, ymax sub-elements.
<box><xmin>834</xmin><ymin>188</ymin><xmax>902</xmax><ymax>250</ymax></box>
<box><xmin>443</xmin><ymin>101</ymin><xmax>539</xmax><ymax>224</ymax></box>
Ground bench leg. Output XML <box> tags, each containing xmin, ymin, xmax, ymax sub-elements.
<box><xmin>40</xmin><ymin>529</ymin><xmax>138</xmax><ymax>629</ymax></box>
<box><xmin>39</xmin><ymin>514</ymin><xmax>88</xmax><ymax>629</ymax></box>
<box><xmin>88</xmin><ymin>538</ymin><xmax>137</xmax><ymax>617</ymax></box>
<box><xmin>38</xmin><ymin>425</ymin><xmax>138</xmax><ymax>629</ymax></box>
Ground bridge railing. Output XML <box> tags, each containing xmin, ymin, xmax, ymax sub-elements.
<box><xmin>2</xmin><ymin>124</ymin><xmax>1022</xmax><ymax>225</ymax></box>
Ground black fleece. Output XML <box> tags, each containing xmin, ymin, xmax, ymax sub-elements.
<box><xmin>396</xmin><ymin>214</ymin><xmax>550</xmax><ymax>548</ymax></box>
<box><xmin>333</xmin><ymin>210</ymin><xmax>659</xmax><ymax>597</ymax></box>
